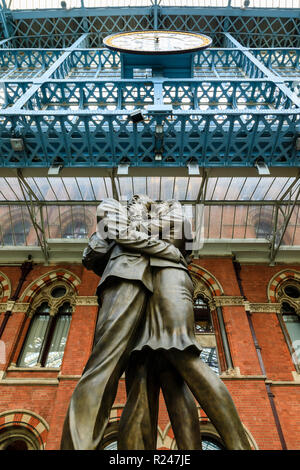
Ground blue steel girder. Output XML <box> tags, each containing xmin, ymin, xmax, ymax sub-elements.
<box><xmin>1</xmin><ymin>6</ymin><xmax>299</xmax><ymax>49</ymax></box>
<box><xmin>0</xmin><ymin>13</ymin><xmax>299</xmax><ymax>168</ymax></box>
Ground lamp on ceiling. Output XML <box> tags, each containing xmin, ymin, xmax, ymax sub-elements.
<box><xmin>254</xmin><ymin>158</ymin><xmax>270</xmax><ymax>176</ymax></box>
<box><xmin>129</xmin><ymin>109</ymin><xmax>144</xmax><ymax>123</ymax></box>
<box><xmin>10</xmin><ymin>137</ymin><xmax>24</xmax><ymax>152</ymax></box>
<box><xmin>117</xmin><ymin>163</ymin><xmax>129</xmax><ymax>175</ymax></box>
<box><xmin>187</xmin><ymin>161</ymin><xmax>200</xmax><ymax>175</ymax></box>
<box><xmin>48</xmin><ymin>164</ymin><xmax>63</xmax><ymax>175</ymax></box>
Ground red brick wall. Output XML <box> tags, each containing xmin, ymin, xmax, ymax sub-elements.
<box><xmin>0</xmin><ymin>259</ymin><xmax>299</xmax><ymax>450</ymax></box>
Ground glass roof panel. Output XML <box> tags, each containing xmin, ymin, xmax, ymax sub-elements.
<box><xmin>90</xmin><ymin>177</ymin><xmax>113</xmax><ymax>200</ymax></box>
<box><xmin>76</xmin><ymin>177</ymin><xmax>96</xmax><ymax>200</ymax></box>
<box><xmin>224</xmin><ymin>177</ymin><xmax>247</xmax><ymax>200</ymax></box>
<box><xmin>160</xmin><ymin>177</ymin><xmax>174</xmax><ymax>201</ymax></box>
<box><xmin>0</xmin><ymin>176</ymin><xmax>298</xmax><ymax>203</ymax></box>
<box><xmin>0</xmin><ymin>178</ymin><xmax>23</xmax><ymax>201</ymax></box>
<box><xmin>31</xmin><ymin>177</ymin><xmax>57</xmax><ymax>200</ymax></box>
<box><xmin>61</xmin><ymin>177</ymin><xmax>83</xmax><ymax>200</ymax></box>
<box><xmin>173</xmin><ymin>177</ymin><xmax>189</xmax><ymax>200</ymax></box>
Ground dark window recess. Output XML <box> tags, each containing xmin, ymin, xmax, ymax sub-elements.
<box><xmin>194</xmin><ymin>297</ymin><xmax>213</xmax><ymax>333</ymax></box>
<box><xmin>3</xmin><ymin>220</ymin><xmax>31</xmax><ymax>245</ymax></box>
<box><xmin>284</xmin><ymin>285</ymin><xmax>300</xmax><ymax>299</ymax></box>
<box><xmin>4</xmin><ymin>440</ymin><xmax>28</xmax><ymax>451</ymax></box>
<box><xmin>62</xmin><ymin>221</ymin><xmax>88</xmax><ymax>239</ymax></box>
<box><xmin>255</xmin><ymin>220</ymin><xmax>272</xmax><ymax>239</ymax></box>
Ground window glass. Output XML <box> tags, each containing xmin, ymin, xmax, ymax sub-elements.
<box><xmin>45</xmin><ymin>303</ymin><xmax>72</xmax><ymax>368</ymax></box>
<box><xmin>62</xmin><ymin>221</ymin><xmax>88</xmax><ymax>239</ymax></box>
<box><xmin>18</xmin><ymin>300</ymin><xmax>72</xmax><ymax>368</ymax></box>
<box><xmin>283</xmin><ymin>311</ymin><xmax>300</xmax><ymax>363</ymax></box>
<box><xmin>194</xmin><ymin>297</ymin><xmax>213</xmax><ymax>333</ymax></box>
<box><xmin>3</xmin><ymin>220</ymin><xmax>31</xmax><ymax>246</ymax></box>
<box><xmin>18</xmin><ymin>303</ymin><xmax>50</xmax><ymax>367</ymax></box>
<box><xmin>200</xmin><ymin>348</ymin><xmax>219</xmax><ymax>374</ymax></box>
<box><xmin>103</xmin><ymin>441</ymin><xmax>118</xmax><ymax>450</ymax></box>
<box><xmin>202</xmin><ymin>437</ymin><xmax>224</xmax><ymax>450</ymax></box>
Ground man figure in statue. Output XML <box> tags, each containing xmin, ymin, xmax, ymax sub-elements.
<box><xmin>60</xmin><ymin>195</ymin><xmax>251</xmax><ymax>451</ymax></box>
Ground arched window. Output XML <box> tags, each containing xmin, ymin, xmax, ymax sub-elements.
<box><xmin>99</xmin><ymin>422</ymin><xmax>119</xmax><ymax>450</ymax></box>
<box><xmin>62</xmin><ymin>220</ymin><xmax>88</xmax><ymax>239</ymax></box>
<box><xmin>255</xmin><ymin>220</ymin><xmax>272</xmax><ymax>239</ymax></box>
<box><xmin>18</xmin><ymin>301</ymin><xmax>72</xmax><ymax>368</ymax></box>
<box><xmin>3</xmin><ymin>220</ymin><xmax>31</xmax><ymax>245</ymax></box>
<box><xmin>0</xmin><ymin>426</ymin><xmax>41</xmax><ymax>450</ymax></box>
<box><xmin>282</xmin><ymin>302</ymin><xmax>300</xmax><ymax>365</ymax></box>
<box><xmin>194</xmin><ymin>295</ymin><xmax>220</xmax><ymax>374</ymax></box>
<box><xmin>276</xmin><ymin>280</ymin><xmax>300</xmax><ymax>370</ymax></box>
<box><xmin>17</xmin><ymin>282</ymin><xmax>75</xmax><ymax>368</ymax></box>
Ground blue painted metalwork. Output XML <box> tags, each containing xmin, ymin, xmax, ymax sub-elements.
<box><xmin>0</xmin><ymin>7</ymin><xmax>299</xmax><ymax>168</ymax></box>
<box><xmin>1</xmin><ymin>6</ymin><xmax>299</xmax><ymax>49</ymax></box>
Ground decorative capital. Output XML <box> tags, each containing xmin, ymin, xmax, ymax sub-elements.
<box><xmin>212</xmin><ymin>296</ymin><xmax>245</xmax><ymax>307</ymax></box>
<box><xmin>75</xmin><ymin>296</ymin><xmax>99</xmax><ymax>306</ymax></box>
<box><xmin>12</xmin><ymin>302</ymin><xmax>31</xmax><ymax>313</ymax></box>
<box><xmin>245</xmin><ymin>302</ymin><xmax>282</xmax><ymax>313</ymax></box>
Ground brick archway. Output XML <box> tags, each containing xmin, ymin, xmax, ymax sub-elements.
<box><xmin>188</xmin><ymin>264</ymin><xmax>223</xmax><ymax>297</ymax></box>
<box><xmin>268</xmin><ymin>269</ymin><xmax>300</xmax><ymax>303</ymax></box>
<box><xmin>19</xmin><ymin>269</ymin><xmax>81</xmax><ymax>303</ymax></box>
<box><xmin>0</xmin><ymin>409</ymin><xmax>49</xmax><ymax>450</ymax></box>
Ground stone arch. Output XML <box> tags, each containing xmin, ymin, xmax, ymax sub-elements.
<box><xmin>0</xmin><ymin>409</ymin><xmax>49</xmax><ymax>450</ymax></box>
<box><xmin>267</xmin><ymin>269</ymin><xmax>300</xmax><ymax>303</ymax></box>
<box><xmin>189</xmin><ymin>264</ymin><xmax>224</xmax><ymax>300</ymax></box>
<box><xmin>19</xmin><ymin>268</ymin><xmax>81</xmax><ymax>304</ymax></box>
<box><xmin>0</xmin><ymin>271</ymin><xmax>11</xmax><ymax>303</ymax></box>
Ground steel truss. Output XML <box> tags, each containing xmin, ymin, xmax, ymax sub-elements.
<box><xmin>0</xmin><ymin>4</ymin><xmax>299</xmax><ymax>262</ymax></box>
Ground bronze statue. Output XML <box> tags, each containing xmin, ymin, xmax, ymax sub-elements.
<box><xmin>60</xmin><ymin>195</ymin><xmax>251</xmax><ymax>450</ymax></box>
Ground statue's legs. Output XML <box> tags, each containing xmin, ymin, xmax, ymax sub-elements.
<box><xmin>158</xmin><ymin>354</ymin><xmax>202</xmax><ymax>450</ymax></box>
<box><xmin>118</xmin><ymin>351</ymin><xmax>202</xmax><ymax>450</ymax></box>
<box><xmin>145</xmin><ymin>268</ymin><xmax>251</xmax><ymax>451</ymax></box>
<box><xmin>60</xmin><ymin>279</ymin><xmax>147</xmax><ymax>450</ymax></box>
<box><xmin>164</xmin><ymin>348</ymin><xmax>252</xmax><ymax>450</ymax></box>
<box><xmin>118</xmin><ymin>350</ymin><xmax>160</xmax><ymax>450</ymax></box>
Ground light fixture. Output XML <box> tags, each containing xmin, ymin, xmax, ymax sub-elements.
<box><xmin>117</xmin><ymin>163</ymin><xmax>129</xmax><ymax>175</ymax></box>
<box><xmin>129</xmin><ymin>109</ymin><xmax>144</xmax><ymax>123</ymax></box>
<box><xmin>155</xmin><ymin>124</ymin><xmax>163</xmax><ymax>134</ymax></box>
<box><xmin>155</xmin><ymin>152</ymin><xmax>162</xmax><ymax>161</ymax></box>
<box><xmin>295</xmin><ymin>137</ymin><xmax>300</xmax><ymax>151</ymax></box>
<box><xmin>187</xmin><ymin>162</ymin><xmax>200</xmax><ymax>175</ymax></box>
<box><xmin>254</xmin><ymin>158</ymin><xmax>270</xmax><ymax>176</ymax></box>
<box><xmin>48</xmin><ymin>164</ymin><xmax>63</xmax><ymax>175</ymax></box>
<box><xmin>10</xmin><ymin>137</ymin><xmax>24</xmax><ymax>152</ymax></box>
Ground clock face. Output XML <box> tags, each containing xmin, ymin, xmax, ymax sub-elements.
<box><xmin>103</xmin><ymin>31</ymin><xmax>212</xmax><ymax>55</ymax></box>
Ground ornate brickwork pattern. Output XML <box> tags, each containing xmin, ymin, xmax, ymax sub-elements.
<box><xmin>268</xmin><ymin>269</ymin><xmax>300</xmax><ymax>303</ymax></box>
<box><xmin>20</xmin><ymin>269</ymin><xmax>81</xmax><ymax>304</ymax></box>
<box><xmin>0</xmin><ymin>409</ymin><xmax>49</xmax><ymax>449</ymax></box>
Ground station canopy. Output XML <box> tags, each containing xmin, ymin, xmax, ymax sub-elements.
<box><xmin>0</xmin><ymin>172</ymin><xmax>299</xmax><ymax>254</ymax></box>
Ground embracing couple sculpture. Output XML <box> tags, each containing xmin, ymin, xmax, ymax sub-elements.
<box><xmin>60</xmin><ymin>195</ymin><xmax>251</xmax><ymax>450</ymax></box>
